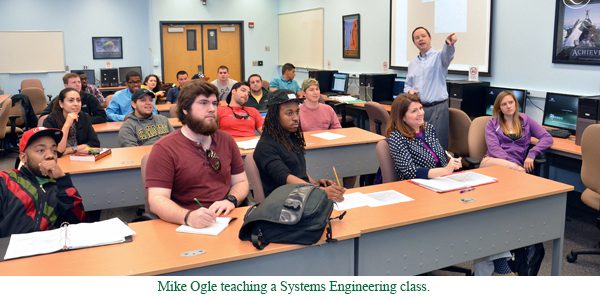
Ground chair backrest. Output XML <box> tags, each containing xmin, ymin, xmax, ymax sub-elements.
<box><xmin>20</xmin><ymin>87</ymin><xmax>47</xmax><ymax>115</ymax></box>
<box><xmin>376</xmin><ymin>139</ymin><xmax>398</xmax><ymax>183</ymax></box>
<box><xmin>581</xmin><ymin>124</ymin><xmax>600</xmax><ymax>198</ymax></box>
<box><xmin>467</xmin><ymin>116</ymin><xmax>492</xmax><ymax>162</ymax></box>
<box><xmin>364</xmin><ymin>102</ymin><xmax>391</xmax><ymax>135</ymax></box>
<box><xmin>448</xmin><ymin>108</ymin><xmax>471</xmax><ymax>157</ymax></box>
<box><xmin>169</xmin><ymin>103</ymin><xmax>178</xmax><ymax>118</ymax></box>
<box><xmin>0</xmin><ymin>98</ymin><xmax>11</xmax><ymax>139</ymax></box>
<box><xmin>37</xmin><ymin>114</ymin><xmax>48</xmax><ymax>127</ymax></box>
<box><xmin>140</xmin><ymin>153</ymin><xmax>158</xmax><ymax>219</ymax></box>
<box><xmin>243</xmin><ymin>153</ymin><xmax>265</xmax><ymax>203</ymax></box>
<box><xmin>7</xmin><ymin>99</ymin><xmax>24</xmax><ymax>127</ymax></box>
<box><xmin>20</xmin><ymin>79</ymin><xmax>43</xmax><ymax>91</ymax></box>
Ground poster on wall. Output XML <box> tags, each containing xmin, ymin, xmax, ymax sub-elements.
<box><xmin>343</xmin><ymin>14</ymin><xmax>360</xmax><ymax>59</ymax></box>
<box><xmin>553</xmin><ymin>0</ymin><xmax>600</xmax><ymax>65</ymax></box>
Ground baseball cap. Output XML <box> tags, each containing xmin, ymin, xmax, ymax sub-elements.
<box><xmin>131</xmin><ymin>88</ymin><xmax>155</xmax><ymax>101</ymax></box>
<box><xmin>19</xmin><ymin>127</ymin><xmax>63</xmax><ymax>153</ymax></box>
<box><xmin>266</xmin><ymin>89</ymin><xmax>304</xmax><ymax>107</ymax></box>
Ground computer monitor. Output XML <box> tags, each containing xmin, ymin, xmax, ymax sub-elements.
<box><xmin>308</xmin><ymin>70</ymin><xmax>337</xmax><ymax>93</ymax></box>
<box><xmin>71</xmin><ymin>69</ymin><xmax>96</xmax><ymax>85</ymax></box>
<box><xmin>330</xmin><ymin>73</ymin><xmax>349</xmax><ymax>93</ymax></box>
<box><xmin>542</xmin><ymin>92</ymin><xmax>579</xmax><ymax>133</ymax></box>
<box><xmin>484</xmin><ymin>87</ymin><xmax>527</xmax><ymax>116</ymax></box>
<box><xmin>368</xmin><ymin>74</ymin><xmax>396</xmax><ymax>103</ymax></box>
<box><xmin>392</xmin><ymin>78</ymin><xmax>405</xmax><ymax>99</ymax></box>
<box><xmin>118</xmin><ymin>66</ymin><xmax>143</xmax><ymax>85</ymax></box>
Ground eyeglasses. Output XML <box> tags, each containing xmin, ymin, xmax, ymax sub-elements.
<box><xmin>127</xmin><ymin>80</ymin><xmax>141</xmax><ymax>84</ymax></box>
<box><xmin>229</xmin><ymin>106</ymin><xmax>251</xmax><ymax>120</ymax></box>
<box><xmin>205</xmin><ymin>148</ymin><xmax>221</xmax><ymax>172</ymax></box>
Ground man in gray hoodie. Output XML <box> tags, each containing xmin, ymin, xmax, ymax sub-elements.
<box><xmin>118</xmin><ymin>88</ymin><xmax>174</xmax><ymax>147</ymax></box>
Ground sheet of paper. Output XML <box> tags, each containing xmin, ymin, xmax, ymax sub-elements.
<box><xmin>176</xmin><ymin>217</ymin><xmax>234</xmax><ymax>236</ymax></box>
<box><xmin>311</xmin><ymin>132</ymin><xmax>346</xmax><ymax>140</ymax></box>
<box><xmin>365</xmin><ymin>190</ymin><xmax>415</xmax><ymax>207</ymax></box>
<box><xmin>334</xmin><ymin>192</ymin><xmax>378</xmax><ymax>211</ymax></box>
<box><xmin>236</xmin><ymin>138</ymin><xmax>259</xmax><ymax>150</ymax></box>
<box><xmin>445</xmin><ymin>172</ymin><xmax>496</xmax><ymax>187</ymax></box>
<box><xmin>4</xmin><ymin>229</ymin><xmax>63</xmax><ymax>260</ymax></box>
<box><xmin>411</xmin><ymin>177</ymin><xmax>466</xmax><ymax>192</ymax></box>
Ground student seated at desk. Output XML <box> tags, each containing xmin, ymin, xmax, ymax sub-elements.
<box><xmin>107</xmin><ymin>71</ymin><xmax>158</xmax><ymax>121</ymax></box>
<box><xmin>118</xmin><ymin>88</ymin><xmax>174</xmax><ymax>147</ymax></box>
<box><xmin>217</xmin><ymin>82</ymin><xmax>263</xmax><ymax>138</ymax></box>
<box><xmin>387</xmin><ymin>93</ymin><xmax>462</xmax><ymax>181</ymax></box>
<box><xmin>166</xmin><ymin>70</ymin><xmax>189</xmax><ymax>104</ymax></box>
<box><xmin>482</xmin><ymin>91</ymin><xmax>553</xmax><ymax>173</ymax></box>
<box><xmin>0</xmin><ymin>127</ymin><xmax>85</xmax><ymax>238</ymax></box>
<box><xmin>142</xmin><ymin>74</ymin><xmax>165</xmax><ymax>99</ymax></box>
<box><xmin>269</xmin><ymin>63</ymin><xmax>303</xmax><ymax>97</ymax></box>
<box><xmin>145</xmin><ymin>80</ymin><xmax>249</xmax><ymax>229</ymax></box>
<box><xmin>253</xmin><ymin>89</ymin><xmax>345</xmax><ymax>201</ymax></box>
<box><xmin>246</xmin><ymin>73</ymin><xmax>270</xmax><ymax>110</ymax></box>
<box><xmin>43</xmin><ymin>88</ymin><xmax>100</xmax><ymax>155</ymax></box>
<box><xmin>299</xmin><ymin>78</ymin><xmax>341</xmax><ymax>132</ymax></box>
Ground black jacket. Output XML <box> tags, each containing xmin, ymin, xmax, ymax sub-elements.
<box><xmin>0</xmin><ymin>167</ymin><xmax>85</xmax><ymax>238</ymax></box>
<box><xmin>41</xmin><ymin>91</ymin><xmax>107</xmax><ymax>124</ymax></box>
<box><xmin>43</xmin><ymin>112</ymin><xmax>101</xmax><ymax>148</ymax></box>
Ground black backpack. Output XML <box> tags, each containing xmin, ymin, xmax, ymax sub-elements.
<box><xmin>239</xmin><ymin>184</ymin><xmax>343</xmax><ymax>250</ymax></box>
<box><xmin>508</xmin><ymin>243</ymin><xmax>545</xmax><ymax>276</ymax></box>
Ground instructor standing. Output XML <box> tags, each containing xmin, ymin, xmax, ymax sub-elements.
<box><xmin>404</xmin><ymin>27</ymin><xmax>457</xmax><ymax>149</ymax></box>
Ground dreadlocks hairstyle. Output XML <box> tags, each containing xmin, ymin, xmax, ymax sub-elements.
<box><xmin>263</xmin><ymin>103</ymin><xmax>306</xmax><ymax>153</ymax></box>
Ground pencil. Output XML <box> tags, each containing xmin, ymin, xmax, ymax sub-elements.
<box><xmin>193</xmin><ymin>198</ymin><xmax>203</xmax><ymax>208</ymax></box>
<box><xmin>332</xmin><ymin>166</ymin><xmax>341</xmax><ymax>186</ymax></box>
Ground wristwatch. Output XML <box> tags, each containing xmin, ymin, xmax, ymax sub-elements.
<box><xmin>225</xmin><ymin>195</ymin><xmax>238</xmax><ymax>207</ymax></box>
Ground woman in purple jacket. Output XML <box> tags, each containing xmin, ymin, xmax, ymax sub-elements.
<box><xmin>481</xmin><ymin>91</ymin><xmax>553</xmax><ymax>173</ymax></box>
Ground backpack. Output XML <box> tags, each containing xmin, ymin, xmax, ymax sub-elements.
<box><xmin>239</xmin><ymin>184</ymin><xmax>343</xmax><ymax>250</ymax></box>
<box><xmin>508</xmin><ymin>243</ymin><xmax>545</xmax><ymax>276</ymax></box>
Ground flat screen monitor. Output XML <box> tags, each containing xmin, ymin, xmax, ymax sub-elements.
<box><xmin>308</xmin><ymin>70</ymin><xmax>337</xmax><ymax>93</ymax></box>
<box><xmin>484</xmin><ymin>87</ymin><xmax>527</xmax><ymax>116</ymax></box>
<box><xmin>392</xmin><ymin>78</ymin><xmax>405</xmax><ymax>99</ymax></box>
<box><xmin>71</xmin><ymin>69</ymin><xmax>96</xmax><ymax>86</ymax></box>
<box><xmin>331</xmin><ymin>73</ymin><xmax>349</xmax><ymax>93</ymax></box>
<box><xmin>370</xmin><ymin>74</ymin><xmax>396</xmax><ymax>103</ymax></box>
<box><xmin>118</xmin><ymin>66</ymin><xmax>142</xmax><ymax>85</ymax></box>
<box><xmin>542</xmin><ymin>92</ymin><xmax>579</xmax><ymax>132</ymax></box>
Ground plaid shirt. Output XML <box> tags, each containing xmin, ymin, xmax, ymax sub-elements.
<box><xmin>86</xmin><ymin>84</ymin><xmax>105</xmax><ymax>104</ymax></box>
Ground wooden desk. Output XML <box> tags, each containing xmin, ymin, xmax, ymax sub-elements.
<box><xmin>156</xmin><ymin>103</ymin><xmax>172</xmax><ymax>117</ymax></box>
<box><xmin>0</xmin><ymin>207</ymin><xmax>359</xmax><ymax>275</ymax></box>
<box><xmin>58</xmin><ymin>146</ymin><xmax>152</xmax><ymax>211</ymax></box>
<box><xmin>93</xmin><ymin>118</ymin><xmax>182</xmax><ymax>148</ymax></box>
<box><xmin>60</xmin><ymin>128</ymin><xmax>382</xmax><ymax>211</ymax></box>
<box><xmin>98</xmin><ymin>86</ymin><xmax>126</xmax><ymax>97</ymax></box>
<box><xmin>345</xmin><ymin>166</ymin><xmax>572</xmax><ymax>275</ymax></box>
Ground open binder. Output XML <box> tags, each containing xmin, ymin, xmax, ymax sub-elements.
<box><xmin>1</xmin><ymin>218</ymin><xmax>135</xmax><ymax>261</ymax></box>
<box><xmin>410</xmin><ymin>171</ymin><xmax>497</xmax><ymax>193</ymax></box>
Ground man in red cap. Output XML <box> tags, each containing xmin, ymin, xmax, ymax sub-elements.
<box><xmin>0</xmin><ymin>127</ymin><xmax>86</xmax><ymax>238</ymax></box>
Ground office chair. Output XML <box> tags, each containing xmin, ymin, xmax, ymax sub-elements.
<box><xmin>103</xmin><ymin>94</ymin><xmax>113</xmax><ymax>109</ymax></box>
<box><xmin>374</xmin><ymin>137</ymin><xmax>472</xmax><ymax>275</ymax></box>
<box><xmin>20</xmin><ymin>79</ymin><xmax>52</xmax><ymax>102</ymax></box>
<box><xmin>169</xmin><ymin>103</ymin><xmax>178</xmax><ymax>118</ymax></box>
<box><xmin>131</xmin><ymin>153</ymin><xmax>158</xmax><ymax>222</ymax></box>
<box><xmin>0</xmin><ymin>98</ymin><xmax>14</xmax><ymax>156</ymax></box>
<box><xmin>20</xmin><ymin>87</ymin><xmax>48</xmax><ymax>116</ymax></box>
<box><xmin>566</xmin><ymin>124</ymin><xmax>600</xmax><ymax>263</ymax></box>
<box><xmin>448</xmin><ymin>108</ymin><xmax>471</xmax><ymax>159</ymax></box>
<box><xmin>364</xmin><ymin>102</ymin><xmax>390</xmax><ymax>135</ymax></box>
<box><xmin>243</xmin><ymin>153</ymin><xmax>265</xmax><ymax>204</ymax></box>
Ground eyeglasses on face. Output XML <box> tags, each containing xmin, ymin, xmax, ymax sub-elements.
<box><xmin>205</xmin><ymin>148</ymin><xmax>221</xmax><ymax>172</ymax></box>
<box><xmin>127</xmin><ymin>80</ymin><xmax>141</xmax><ymax>84</ymax></box>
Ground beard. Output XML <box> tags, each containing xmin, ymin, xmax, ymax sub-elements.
<box><xmin>185</xmin><ymin>112</ymin><xmax>218</xmax><ymax>135</ymax></box>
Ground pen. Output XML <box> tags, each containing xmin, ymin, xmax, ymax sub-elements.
<box><xmin>445</xmin><ymin>150</ymin><xmax>454</xmax><ymax>160</ymax></box>
<box><xmin>459</xmin><ymin>187</ymin><xmax>475</xmax><ymax>194</ymax></box>
<box><xmin>332</xmin><ymin>166</ymin><xmax>341</xmax><ymax>186</ymax></box>
<box><xmin>193</xmin><ymin>198</ymin><xmax>203</xmax><ymax>208</ymax></box>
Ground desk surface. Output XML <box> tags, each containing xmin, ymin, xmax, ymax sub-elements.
<box><xmin>156</xmin><ymin>102</ymin><xmax>172</xmax><ymax>112</ymax></box>
<box><xmin>0</xmin><ymin>207</ymin><xmax>358</xmax><ymax>276</ymax></box>
<box><xmin>351</xmin><ymin>102</ymin><xmax>392</xmax><ymax>112</ymax></box>
<box><xmin>93</xmin><ymin>118</ymin><xmax>182</xmax><ymax>133</ymax></box>
<box><xmin>98</xmin><ymin>86</ymin><xmax>126</xmax><ymax>92</ymax></box>
<box><xmin>61</xmin><ymin>127</ymin><xmax>383</xmax><ymax>175</ymax></box>
<box><xmin>345</xmin><ymin>166</ymin><xmax>573</xmax><ymax>233</ymax></box>
<box><xmin>532</xmin><ymin>136</ymin><xmax>581</xmax><ymax>157</ymax></box>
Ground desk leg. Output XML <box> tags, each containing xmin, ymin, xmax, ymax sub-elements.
<box><xmin>552</xmin><ymin>237</ymin><xmax>563</xmax><ymax>275</ymax></box>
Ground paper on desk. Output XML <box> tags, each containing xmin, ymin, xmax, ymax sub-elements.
<box><xmin>311</xmin><ymin>132</ymin><xmax>345</xmax><ymax>140</ymax></box>
<box><xmin>176</xmin><ymin>217</ymin><xmax>234</xmax><ymax>236</ymax></box>
<box><xmin>236</xmin><ymin>138</ymin><xmax>259</xmax><ymax>150</ymax></box>
<box><xmin>364</xmin><ymin>190</ymin><xmax>414</xmax><ymax>207</ymax></box>
<box><xmin>334</xmin><ymin>192</ymin><xmax>376</xmax><ymax>211</ymax></box>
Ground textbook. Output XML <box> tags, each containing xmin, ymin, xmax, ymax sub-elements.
<box><xmin>410</xmin><ymin>171</ymin><xmax>497</xmax><ymax>193</ymax></box>
<box><xmin>69</xmin><ymin>147</ymin><xmax>111</xmax><ymax>162</ymax></box>
<box><xmin>2</xmin><ymin>218</ymin><xmax>135</xmax><ymax>261</ymax></box>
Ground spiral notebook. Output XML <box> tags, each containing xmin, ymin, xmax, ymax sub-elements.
<box><xmin>1</xmin><ymin>218</ymin><xmax>135</xmax><ymax>261</ymax></box>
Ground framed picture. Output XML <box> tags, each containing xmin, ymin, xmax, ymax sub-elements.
<box><xmin>92</xmin><ymin>36</ymin><xmax>123</xmax><ymax>59</ymax></box>
<box><xmin>343</xmin><ymin>14</ymin><xmax>360</xmax><ymax>59</ymax></box>
<box><xmin>552</xmin><ymin>0</ymin><xmax>600</xmax><ymax>65</ymax></box>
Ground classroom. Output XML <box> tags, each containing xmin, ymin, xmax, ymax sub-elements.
<box><xmin>0</xmin><ymin>0</ymin><xmax>599</xmax><ymax>284</ymax></box>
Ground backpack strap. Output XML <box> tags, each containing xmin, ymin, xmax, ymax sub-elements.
<box><xmin>251</xmin><ymin>228</ymin><xmax>269</xmax><ymax>250</ymax></box>
<box><xmin>326</xmin><ymin>211</ymin><xmax>347</xmax><ymax>243</ymax></box>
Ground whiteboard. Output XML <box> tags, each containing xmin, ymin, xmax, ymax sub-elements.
<box><xmin>278</xmin><ymin>8</ymin><xmax>324</xmax><ymax>69</ymax></box>
<box><xmin>0</xmin><ymin>31</ymin><xmax>65</xmax><ymax>73</ymax></box>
